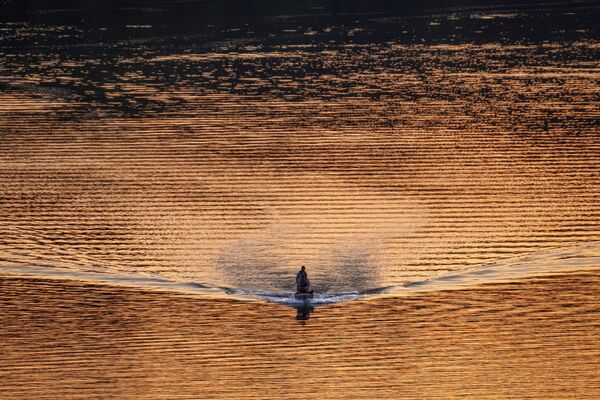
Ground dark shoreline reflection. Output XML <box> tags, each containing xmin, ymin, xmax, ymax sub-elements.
<box><xmin>1</xmin><ymin>0</ymin><xmax>598</xmax><ymax>117</ymax></box>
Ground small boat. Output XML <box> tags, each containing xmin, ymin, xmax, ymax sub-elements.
<box><xmin>294</xmin><ymin>286</ymin><xmax>314</xmax><ymax>300</ymax></box>
<box><xmin>294</xmin><ymin>292</ymin><xmax>314</xmax><ymax>300</ymax></box>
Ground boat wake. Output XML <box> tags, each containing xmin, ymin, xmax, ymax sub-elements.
<box><xmin>1</xmin><ymin>243</ymin><xmax>599</xmax><ymax>307</ymax></box>
<box><xmin>226</xmin><ymin>287</ymin><xmax>393</xmax><ymax>307</ymax></box>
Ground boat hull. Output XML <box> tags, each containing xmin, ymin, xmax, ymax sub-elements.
<box><xmin>294</xmin><ymin>292</ymin><xmax>314</xmax><ymax>300</ymax></box>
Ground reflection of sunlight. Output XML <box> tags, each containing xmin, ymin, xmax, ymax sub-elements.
<box><xmin>214</xmin><ymin>174</ymin><xmax>427</xmax><ymax>292</ymax></box>
<box><xmin>2</xmin><ymin>7</ymin><xmax>599</xmax><ymax>295</ymax></box>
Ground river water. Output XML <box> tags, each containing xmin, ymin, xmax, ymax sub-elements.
<box><xmin>1</xmin><ymin>0</ymin><xmax>599</xmax><ymax>398</ymax></box>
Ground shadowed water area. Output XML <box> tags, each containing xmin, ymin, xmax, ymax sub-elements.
<box><xmin>1</xmin><ymin>0</ymin><xmax>599</xmax><ymax>398</ymax></box>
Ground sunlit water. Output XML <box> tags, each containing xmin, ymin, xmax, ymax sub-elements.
<box><xmin>1</xmin><ymin>0</ymin><xmax>599</xmax><ymax>398</ymax></box>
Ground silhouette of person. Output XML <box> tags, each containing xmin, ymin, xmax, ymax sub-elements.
<box><xmin>296</xmin><ymin>266</ymin><xmax>311</xmax><ymax>293</ymax></box>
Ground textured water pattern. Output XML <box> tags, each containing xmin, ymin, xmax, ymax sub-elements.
<box><xmin>2</xmin><ymin>272</ymin><xmax>600</xmax><ymax>399</ymax></box>
<box><xmin>0</xmin><ymin>0</ymin><xmax>599</xmax><ymax>398</ymax></box>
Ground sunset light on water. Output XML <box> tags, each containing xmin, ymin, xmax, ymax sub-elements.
<box><xmin>1</xmin><ymin>0</ymin><xmax>599</xmax><ymax>398</ymax></box>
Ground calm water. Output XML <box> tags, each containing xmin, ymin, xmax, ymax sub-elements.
<box><xmin>1</xmin><ymin>0</ymin><xmax>599</xmax><ymax>398</ymax></box>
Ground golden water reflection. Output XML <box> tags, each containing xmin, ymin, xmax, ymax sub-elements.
<box><xmin>1</xmin><ymin>272</ymin><xmax>600</xmax><ymax>399</ymax></box>
<box><xmin>1</xmin><ymin>3</ymin><xmax>600</xmax><ymax>398</ymax></box>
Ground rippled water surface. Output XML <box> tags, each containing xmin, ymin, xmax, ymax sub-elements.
<box><xmin>1</xmin><ymin>0</ymin><xmax>599</xmax><ymax>398</ymax></box>
<box><xmin>3</xmin><ymin>271</ymin><xmax>600</xmax><ymax>399</ymax></box>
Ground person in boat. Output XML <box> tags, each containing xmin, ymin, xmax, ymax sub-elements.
<box><xmin>296</xmin><ymin>266</ymin><xmax>313</xmax><ymax>294</ymax></box>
